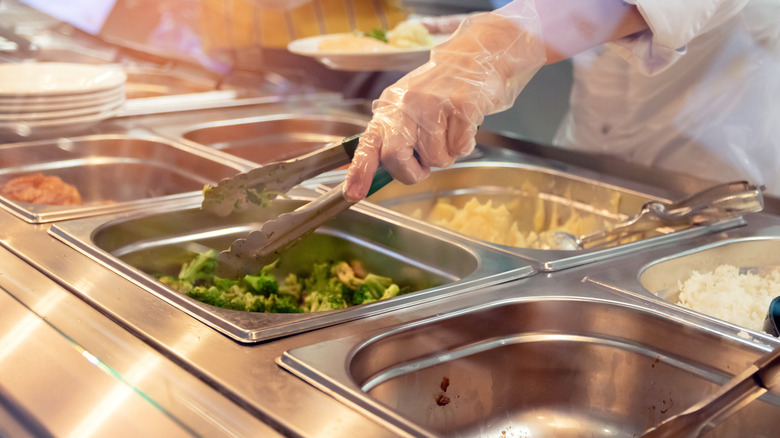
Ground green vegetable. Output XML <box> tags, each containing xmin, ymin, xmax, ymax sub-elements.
<box><xmin>178</xmin><ymin>249</ymin><xmax>217</xmax><ymax>285</ymax></box>
<box><xmin>242</xmin><ymin>260</ymin><xmax>279</xmax><ymax>296</ymax></box>
<box><xmin>365</xmin><ymin>28</ymin><xmax>388</xmax><ymax>43</ymax></box>
<box><xmin>158</xmin><ymin>250</ymin><xmax>407</xmax><ymax>313</ymax></box>
<box><xmin>352</xmin><ymin>273</ymin><xmax>397</xmax><ymax>305</ymax></box>
<box><xmin>246</xmin><ymin>187</ymin><xmax>288</xmax><ymax>208</ymax></box>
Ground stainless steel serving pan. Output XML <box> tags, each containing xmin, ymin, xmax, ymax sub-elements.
<box><xmin>280</xmin><ymin>289</ymin><xmax>780</xmax><ymax>437</ymax></box>
<box><xmin>49</xmin><ymin>193</ymin><xmax>534</xmax><ymax>343</ymax></box>
<box><xmin>570</xmin><ymin>213</ymin><xmax>780</xmax><ymax>340</ymax></box>
<box><xmin>307</xmin><ymin>161</ymin><xmax>746</xmax><ymax>271</ymax></box>
<box><xmin>156</xmin><ymin>112</ymin><xmax>369</xmax><ymax>168</ymax></box>
<box><xmin>0</xmin><ymin>134</ymin><xmax>244</xmax><ymax>223</ymax></box>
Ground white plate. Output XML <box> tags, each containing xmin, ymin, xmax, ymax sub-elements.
<box><xmin>0</xmin><ymin>88</ymin><xmax>125</xmax><ymax>113</ymax></box>
<box><xmin>0</xmin><ymin>97</ymin><xmax>124</xmax><ymax>121</ymax></box>
<box><xmin>288</xmin><ymin>33</ymin><xmax>449</xmax><ymax>72</ymax></box>
<box><xmin>0</xmin><ymin>62</ymin><xmax>126</xmax><ymax>96</ymax></box>
<box><xmin>0</xmin><ymin>105</ymin><xmax>121</xmax><ymax>141</ymax></box>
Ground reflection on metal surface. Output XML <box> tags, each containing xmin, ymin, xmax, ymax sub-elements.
<box><xmin>0</xmin><ymin>284</ymin><xmax>193</xmax><ymax>437</ymax></box>
<box><xmin>0</xmin><ymin>288</ymin><xmax>61</xmax><ymax>364</ymax></box>
<box><xmin>281</xmin><ymin>296</ymin><xmax>780</xmax><ymax>438</ymax></box>
<box><xmin>0</xmin><ymin>237</ymin><xmax>279</xmax><ymax>437</ymax></box>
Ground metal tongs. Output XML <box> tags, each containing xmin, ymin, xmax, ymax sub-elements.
<box><xmin>551</xmin><ymin>181</ymin><xmax>764</xmax><ymax>250</ymax></box>
<box><xmin>640</xmin><ymin>345</ymin><xmax>780</xmax><ymax>437</ymax></box>
<box><xmin>202</xmin><ymin>133</ymin><xmax>393</xmax><ymax>279</ymax></box>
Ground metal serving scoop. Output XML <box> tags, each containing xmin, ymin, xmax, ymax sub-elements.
<box><xmin>551</xmin><ymin>181</ymin><xmax>764</xmax><ymax>250</ymax></box>
<box><xmin>640</xmin><ymin>344</ymin><xmax>780</xmax><ymax>438</ymax></box>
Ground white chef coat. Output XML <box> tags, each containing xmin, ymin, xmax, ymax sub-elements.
<box><xmin>554</xmin><ymin>0</ymin><xmax>780</xmax><ymax>194</ymax></box>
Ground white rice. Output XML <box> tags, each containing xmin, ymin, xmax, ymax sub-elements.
<box><xmin>676</xmin><ymin>264</ymin><xmax>780</xmax><ymax>332</ymax></box>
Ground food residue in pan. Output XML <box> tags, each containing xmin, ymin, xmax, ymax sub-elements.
<box><xmin>1</xmin><ymin>173</ymin><xmax>82</xmax><ymax>206</ymax></box>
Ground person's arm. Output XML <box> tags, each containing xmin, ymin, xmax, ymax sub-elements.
<box><xmin>344</xmin><ymin>0</ymin><xmax>648</xmax><ymax>202</ymax></box>
<box><xmin>536</xmin><ymin>0</ymin><xmax>646</xmax><ymax>63</ymax></box>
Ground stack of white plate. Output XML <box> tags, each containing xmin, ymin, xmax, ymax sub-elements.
<box><xmin>0</xmin><ymin>62</ymin><xmax>126</xmax><ymax>141</ymax></box>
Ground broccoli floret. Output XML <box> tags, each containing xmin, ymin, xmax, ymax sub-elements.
<box><xmin>351</xmin><ymin>285</ymin><xmax>377</xmax><ymax>305</ymax></box>
<box><xmin>305</xmin><ymin>263</ymin><xmax>347</xmax><ymax>296</ymax></box>
<box><xmin>302</xmin><ymin>263</ymin><xmax>347</xmax><ymax>311</ymax></box>
<box><xmin>242</xmin><ymin>272</ymin><xmax>278</xmax><ymax>296</ymax></box>
<box><xmin>213</xmin><ymin>276</ymin><xmax>239</xmax><ymax>291</ymax></box>
<box><xmin>186</xmin><ymin>285</ymin><xmax>227</xmax><ymax>307</ymax></box>
<box><xmin>162</xmin><ymin>250</ymin><xmax>402</xmax><ymax>314</ymax></box>
<box><xmin>351</xmin><ymin>273</ymin><xmax>390</xmax><ymax>304</ymax></box>
<box><xmin>241</xmin><ymin>259</ymin><xmax>280</xmax><ymax>296</ymax></box>
<box><xmin>178</xmin><ymin>249</ymin><xmax>217</xmax><ymax>285</ymax></box>
<box><xmin>225</xmin><ymin>292</ymin><xmax>266</xmax><ymax>312</ymax></box>
<box><xmin>380</xmin><ymin>284</ymin><xmax>401</xmax><ymax>300</ymax></box>
<box><xmin>265</xmin><ymin>294</ymin><xmax>303</xmax><ymax>313</ymax></box>
<box><xmin>303</xmin><ymin>292</ymin><xmax>346</xmax><ymax>312</ymax></box>
<box><xmin>246</xmin><ymin>188</ymin><xmax>288</xmax><ymax>208</ymax></box>
<box><xmin>332</xmin><ymin>261</ymin><xmax>364</xmax><ymax>289</ymax></box>
<box><xmin>352</xmin><ymin>274</ymin><xmax>398</xmax><ymax>305</ymax></box>
<box><xmin>159</xmin><ymin>275</ymin><xmax>185</xmax><ymax>292</ymax></box>
<box><xmin>278</xmin><ymin>273</ymin><xmax>303</xmax><ymax>300</ymax></box>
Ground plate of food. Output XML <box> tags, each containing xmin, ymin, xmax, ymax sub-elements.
<box><xmin>288</xmin><ymin>22</ymin><xmax>450</xmax><ymax>72</ymax></box>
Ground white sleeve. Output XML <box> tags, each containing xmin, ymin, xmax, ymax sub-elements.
<box><xmin>608</xmin><ymin>0</ymin><xmax>749</xmax><ymax>75</ymax></box>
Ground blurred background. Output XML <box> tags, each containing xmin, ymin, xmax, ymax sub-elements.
<box><xmin>0</xmin><ymin>0</ymin><xmax>572</xmax><ymax>144</ymax></box>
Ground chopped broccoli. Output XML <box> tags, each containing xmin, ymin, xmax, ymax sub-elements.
<box><xmin>226</xmin><ymin>292</ymin><xmax>266</xmax><ymax>312</ymax></box>
<box><xmin>305</xmin><ymin>263</ymin><xmax>348</xmax><ymax>298</ymax></box>
<box><xmin>159</xmin><ymin>250</ymin><xmax>404</xmax><ymax>313</ymax></box>
<box><xmin>242</xmin><ymin>272</ymin><xmax>278</xmax><ymax>296</ymax></box>
<box><xmin>213</xmin><ymin>276</ymin><xmax>239</xmax><ymax>291</ymax></box>
<box><xmin>352</xmin><ymin>273</ymin><xmax>395</xmax><ymax>305</ymax></box>
<box><xmin>265</xmin><ymin>294</ymin><xmax>304</xmax><ymax>313</ymax></box>
<box><xmin>186</xmin><ymin>285</ymin><xmax>228</xmax><ymax>307</ymax></box>
<box><xmin>178</xmin><ymin>249</ymin><xmax>217</xmax><ymax>285</ymax></box>
<box><xmin>380</xmin><ymin>284</ymin><xmax>401</xmax><ymax>300</ymax></box>
<box><xmin>246</xmin><ymin>188</ymin><xmax>288</xmax><ymax>208</ymax></box>
<box><xmin>332</xmin><ymin>261</ymin><xmax>364</xmax><ymax>289</ymax></box>
<box><xmin>278</xmin><ymin>273</ymin><xmax>303</xmax><ymax>300</ymax></box>
<box><xmin>303</xmin><ymin>291</ymin><xmax>346</xmax><ymax>312</ymax></box>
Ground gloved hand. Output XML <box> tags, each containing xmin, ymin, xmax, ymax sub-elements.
<box><xmin>344</xmin><ymin>0</ymin><xmax>547</xmax><ymax>202</ymax></box>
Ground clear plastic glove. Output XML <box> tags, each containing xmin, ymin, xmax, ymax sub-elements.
<box><xmin>344</xmin><ymin>0</ymin><xmax>547</xmax><ymax>202</ymax></box>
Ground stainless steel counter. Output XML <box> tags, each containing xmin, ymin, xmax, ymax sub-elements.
<box><xmin>0</xmin><ymin>236</ymin><xmax>278</xmax><ymax>437</ymax></box>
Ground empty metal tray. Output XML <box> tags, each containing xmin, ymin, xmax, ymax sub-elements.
<box><xmin>0</xmin><ymin>134</ymin><xmax>244</xmax><ymax>223</ymax></box>
<box><xmin>160</xmin><ymin>112</ymin><xmax>368</xmax><ymax>166</ymax></box>
<box><xmin>280</xmin><ymin>295</ymin><xmax>780</xmax><ymax>437</ymax></box>
<box><xmin>50</xmin><ymin>195</ymin><xmax>534</xmax><ymax>343</ymax></box>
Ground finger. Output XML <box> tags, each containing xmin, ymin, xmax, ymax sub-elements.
<box><xmin>344</xmin><ymin>130</ymin><xmax>381</xmax><ymax>202</ymax></box>
<box><xmin>447</xmin><ymin>105</ymin><xmax>479</xmax><ymax>158</ymax></box>
<box><xmin>381</xmin><ymin>115</ymin><xmax>430</xmax><ymax>184</ymax></box>
<box><xmin>415</xmin><ymin>98</ymin><xmax>454</xmax><ymax>168</ymax></box>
